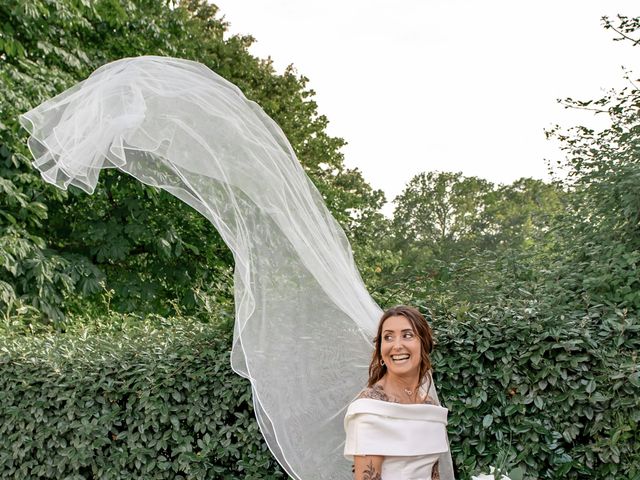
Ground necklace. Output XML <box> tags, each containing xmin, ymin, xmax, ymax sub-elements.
<box><xmin>403</xmin><ymin>387</ymin><xmax>415</xmax><ymax>397</ymax></box>
<box><xmin>397</xmin><ymin>382</ymin><xmax>419</xmax><ymax>401</ymax></box>
<box><xmin>384</xmin><ymin>376</ymin><xmax>420</xmax><ymax>403</ymax></box>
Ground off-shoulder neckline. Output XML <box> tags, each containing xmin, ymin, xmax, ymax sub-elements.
<box><xmin>345</xmin><ymin>397</ymin><xmax>449</xmax><ymax>423</ymax></box>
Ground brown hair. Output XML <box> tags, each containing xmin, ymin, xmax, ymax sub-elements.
<box><xmin>367</xmin><ymin>305</ymin><xmax>434</xmax><ymax>388</ymax></box>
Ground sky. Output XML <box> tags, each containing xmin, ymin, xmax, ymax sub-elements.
<box><xmin>212</xmin><ymin>1</ymin><xmax>638</xmax><ymax>214</ymax></box>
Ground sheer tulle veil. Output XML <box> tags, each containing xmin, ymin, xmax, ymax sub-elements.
<box><xmin>20</xmin><ymin>56</ymin><xmax>454</xmax><ymax>479</ymax></box>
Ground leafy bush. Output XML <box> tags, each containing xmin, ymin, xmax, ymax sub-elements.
<box><xmin>393</xmin><ymin>19</ymin><xmax>640</xmax><ymax>478</ymax></box>
<box><xmin>425</xmin><ymin>301</ymin><xmax>640</xmax><ymax>480</ymax></box>
<box><xmin>0</xmin><ymin>315</ymin><xmax>285</xmax><ymax>479</ymax></box>
<box><xmin>2</xmin><ymin>307</ymin><xmax>637</xmax><ymax>480</ymax></box>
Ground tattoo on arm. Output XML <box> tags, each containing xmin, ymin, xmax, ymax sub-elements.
<box><xmin>432</xmin><ymin>460</ymin><xmax>440</xmax><ymax>480</ymax></box>
<box><xmin>362</xmin><ymin>460</ymin><xmax>382</xmax><ymax>480</ymax></box>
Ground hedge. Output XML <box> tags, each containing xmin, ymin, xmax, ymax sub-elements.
<box><xmin>428</xmin><ymin>301</ymin><xmax>640</xmax><ymax>480</ymax></box>
<box><xmin>0</xmin><ymin>316</ymin><xmax>285</xmax><ymax>479</ymax></box>
<box><xmin>1</xmin><ymin>307</ymin><xmax>638</xmax><ymax>479</ymax></box>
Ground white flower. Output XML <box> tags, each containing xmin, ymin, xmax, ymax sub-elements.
<box><xmin>471</xmin><ymin>466</ymin><xmax>511</xmax><ymax>480</ymax></box>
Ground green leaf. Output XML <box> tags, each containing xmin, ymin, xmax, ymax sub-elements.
<box><xmin>509</xmin><ymin>467</ymin><xmax>525</xmax><ymax>480</ymax></box>
<box><xmin>482</xmin><ymin>414</ymin><xmax>493</xmax><ymax>428</ymax></box>
<box><xmin>534</xmin><ymin>395</ymin><xmax>544</xmax><ymax>409</ymax></box>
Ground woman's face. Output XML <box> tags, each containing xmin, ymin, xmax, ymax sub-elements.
<box><xmin>380</xmin><ymin>315</ymin><xmax>421</xmax><ymax>378</ymax></box>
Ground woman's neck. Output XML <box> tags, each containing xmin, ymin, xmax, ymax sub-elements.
<box><xmin>383</xmin><ymin>371</ymin><xmax>420</xmax><ymax>391</ymax></box>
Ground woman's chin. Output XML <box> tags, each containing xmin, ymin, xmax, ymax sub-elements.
<box><xmin>387</xmin><ymin>363</ymin><xmax>419</xmax><ymax>377</ymax></box>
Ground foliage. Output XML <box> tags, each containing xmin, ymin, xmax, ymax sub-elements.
<box><xmin>1</xmin><ymin>302</ymin><xmax>637</xmax><ymax>480</ymax></box>
<box><xmin>422</xmin><ymin>299</ymin><xmax>640</xmax><ymax>480</ymax></box>
<box><xmin>393</xmin><ymin>171</ymin><xmax>494</xmax><ymax>248</ymax></box>
<box><xmin>1</xmin><ymin>4</ymin><xmax>639</xmax><ymax>480</ymax></box>
<box><xmin>482</xmin><ymin>178</ymin><xmax>564</xmax><ymax>249</ymax></box>
<box><xmin>388</xmin><ymin>15</ymin><xmax>640</xmax><ymax>479</ymax></box>
<box><xmin>384</xmin><ymin>172</ymin><xmax>563</xmax><ymax>308</ymax></box>
<box><xmin>0</xmin><ymin>0</ymin><xmax>384</xmax><ymax>324</ymax></box>
<box><xmin>392</xmin><ymin>172</ymin><xmax>562</xmax><ymax>256</ymax></box>
<box><xmin>543</xmin><ymin>39</ymin><xmax>640</xmax><ymax>313</ymax></box>
<box><xmin>0</xmin><ymin>315</ymin><xmax>286</xmax><ymax>479</ymax></box>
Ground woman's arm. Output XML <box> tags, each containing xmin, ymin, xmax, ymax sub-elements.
<box><xmin>354</xmin><ymin>455</ymin><xmax>384</xmax><ymax>480</ymax></box>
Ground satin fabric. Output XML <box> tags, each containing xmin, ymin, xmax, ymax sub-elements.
<box><xmin>344</xmin><ymin>399</ymin><xmax>449</xmax><ymax>479</ymax></box>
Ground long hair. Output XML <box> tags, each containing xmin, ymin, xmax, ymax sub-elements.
<box><xmin>367</xmin><ymin>305</ymin><xmax>434</xmax><ymax>388</ymax></box>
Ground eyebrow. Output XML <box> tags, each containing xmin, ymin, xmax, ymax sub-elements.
<box><xmin>383</xmin><ymin>328</ymin><xmax>414</xmax><ymax>334</ymax></box>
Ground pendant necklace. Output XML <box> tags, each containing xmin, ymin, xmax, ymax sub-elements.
<box><xmin>401</xmin><ymin>383</ymin><xmax>419</xmax><ymax>402</ymax></box>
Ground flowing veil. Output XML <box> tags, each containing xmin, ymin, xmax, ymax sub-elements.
<box><xmin>20</xmin><ymin>56</ymin><xmax>454</xmax><ymax>479</ymax></box>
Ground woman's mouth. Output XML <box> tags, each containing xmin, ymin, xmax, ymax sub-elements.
<box><xmin>391</xmin><ymin>354</ymin><xmax>410</xmax><ymax>363</ymax></box>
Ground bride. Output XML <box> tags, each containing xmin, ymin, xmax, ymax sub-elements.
<box><xmin>345</xmin><ymin>305</ymin><xmax>449</xmax><ymax>480</ymax></box>
<box><xmin>20</xmin><ymin>56</ymin><xmax>455</xmax><ymax>479</ymax></box>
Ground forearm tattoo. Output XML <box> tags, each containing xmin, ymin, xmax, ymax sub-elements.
<box><xmin>362</xmin><ymin>460</ymin><xmax>382</xmax><ymax>480</ymax></box>
<box><xmin>432</xmin><ymin>460</ymin><xmax>440</xmax><ymax>480</ymax></box>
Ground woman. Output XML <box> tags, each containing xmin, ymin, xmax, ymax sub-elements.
<box><xmin>344</xmin><ymin>306</ymin><xmax>450</xmax><ymax>480</ymax></box>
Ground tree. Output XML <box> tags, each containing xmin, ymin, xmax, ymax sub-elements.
<box><xmin>542</xmin><ymin>15</ymin><xmax>640</xmax><ymax>311</ymax></box>
<box><xmin>386</xmin><ymin>171</ymin><xmax>563</xmax><ymax>307</ymax></box>
<box><xmin>482</xmin><ymin>178</ymin><xmax>563</xmax><ymax>249</ymax></box>
<box><xmin>392</xmin><ymin>171</ymin><xmax>494</xmax><ymax>257</ymax></box>
<box><xmin>0</xmin><ymin>0</ymin><xmax>386</xmax><ymax>325</ymax></box>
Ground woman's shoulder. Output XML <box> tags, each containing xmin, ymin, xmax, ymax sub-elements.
<box><xmin>356</xmin><ymin>384</ymin><xmax>390</xmax><ymax>402</ymax></box>
<box><xmin>355</xmin><ymin>383</ymin><xmax>438</xmax><ymax>405</ymax></box>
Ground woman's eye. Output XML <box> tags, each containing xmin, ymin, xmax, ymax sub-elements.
<box><xmin>404</xmin><ymin>332</ymin><xmax>414</xmax><ymax>339</ymax></box>
<box><xmin>383</xmin><ymin>335</ymin><xmax>393</xmax><ymax>341</ymax></box>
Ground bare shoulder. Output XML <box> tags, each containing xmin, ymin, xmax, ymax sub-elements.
<box><xmin>356</xmin><ymin>384</ymin><xmax>390</xmax><ymax>402</ymax></box>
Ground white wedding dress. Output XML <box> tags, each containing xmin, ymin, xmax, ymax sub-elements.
<box><xmin>344</xmin><ymin>398</ymin><xmax>449</xmax><ymax>480</ymax></box>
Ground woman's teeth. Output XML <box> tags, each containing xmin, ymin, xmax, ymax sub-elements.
<box><xmin>391</xmin><ymin>354</ymin><xmax>410</xmax><ymax>361</ymax></box>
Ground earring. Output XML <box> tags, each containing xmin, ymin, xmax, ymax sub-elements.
<box><xmin>380</xmin><ymin>360</ymin><xmax>385</xmax><ymax>367</ymax></box>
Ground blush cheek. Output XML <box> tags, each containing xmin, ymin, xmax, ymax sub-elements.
<box><xmin>381</xmin><ymin>348</ymin><xmax>391</xmax><ymax>366</ymax></box>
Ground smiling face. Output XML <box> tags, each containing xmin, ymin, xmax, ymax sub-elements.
<box><xmin>380</xmin><ymin>315</ymin><xmax>422</xmax><ymax>379</ymax></box>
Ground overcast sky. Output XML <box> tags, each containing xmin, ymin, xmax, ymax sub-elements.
<box><xmin>213</xmin><ymin>1</ymin><xmax>638</xmax><ymax>213</ymax></box>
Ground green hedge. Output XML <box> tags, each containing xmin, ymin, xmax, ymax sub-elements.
<box><xmin>428</xmin><ymin>302</ymin><xmax>640</xmax><ymax>480</ymax></box>
<box><xmin>0</xmin><ymin>316</ymin><xmax>285</xmax><ymax>479</ymax></box>
<box><xmin>1</xmin><ymin>308</ymin><xmax>638</xmax><ymax>479</ymax></box>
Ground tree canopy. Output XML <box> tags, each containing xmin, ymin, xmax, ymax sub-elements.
<box><xmin>0</xmin><ymin>0</ymin><xmax>385</xmax><ymax>324</ymax></box>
